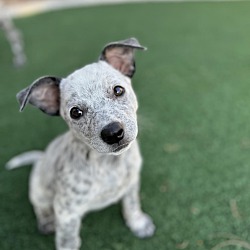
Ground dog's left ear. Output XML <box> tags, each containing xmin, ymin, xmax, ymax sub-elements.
<box><xmin>99</xmin><ymin>37</ymin><xmax>146</xmax><ymax>78</ymax></box>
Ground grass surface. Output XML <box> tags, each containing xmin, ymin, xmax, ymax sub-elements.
<box><xmin>1</xmin><ymin>1</ymin><xmax>250</xmax><ymax>249</ymax></box>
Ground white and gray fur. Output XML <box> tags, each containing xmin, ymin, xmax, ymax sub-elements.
<box><xmin>6</xmin><ymin>38</ymin><xmax>155</xmax><ymax>250</ymax></box>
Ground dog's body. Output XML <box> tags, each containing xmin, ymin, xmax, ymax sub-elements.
<box><xmin>7</xmin><ymin>38</ymin><xmax>155</xmax><ymax>250</ymax></box>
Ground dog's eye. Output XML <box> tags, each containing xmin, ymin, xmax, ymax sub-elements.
<box><xmin>114</xmin><ymin>86</ymin><xmax>125</xmax><ymax>97</ymax></box>
<box><xmin>70</xmin><ymin>107</ymin><xmax>83</xmax><ymax>119</ymax></box>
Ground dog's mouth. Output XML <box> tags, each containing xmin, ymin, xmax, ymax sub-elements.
<box><xmin>113</xmin><ymin>143</ymin><xmax>130</xmax><ymax>153</ymax></box>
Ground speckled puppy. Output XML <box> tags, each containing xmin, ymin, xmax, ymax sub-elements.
<box><xmin>6</xmin><ymin>38</ymin><xmax>155</xmax><ymax>250</ymax></box>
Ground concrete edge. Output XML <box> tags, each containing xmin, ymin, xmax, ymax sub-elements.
<box><xmin>5</xmin><ymin>0</ymin><xmax>248</xmax><ymax>18</ymax></box>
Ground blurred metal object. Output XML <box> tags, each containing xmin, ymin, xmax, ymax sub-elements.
<box><xmin>0</xmin><ymin>1</ymin><xmax>26</xmax><ymax>67</ymax></box>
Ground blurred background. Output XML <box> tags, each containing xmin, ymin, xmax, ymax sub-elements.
<box><xmin>2</xmin><ymin>0</ymin><xmax>250</xmax><ymax>249</ymax></box>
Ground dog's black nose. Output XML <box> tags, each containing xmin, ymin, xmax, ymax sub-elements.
<box><xmin>101</xmin><ymin>122</ymin><xmax>124</xmax><ymax>145</ymax></box>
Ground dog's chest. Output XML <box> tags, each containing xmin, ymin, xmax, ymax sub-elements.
<box><xmin>87</xmin><ymin>154</ymin><xmax>136</xmax><ymax>210</ymax></box>
<box><xmin>59</xmin><ymin>149</ymin><xmax>140</xmax><ymax>212</ymax></box>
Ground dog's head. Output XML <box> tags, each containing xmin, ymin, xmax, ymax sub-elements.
<box><xmin>17</xmin><ymin>38</ymin><xmax>146</xmax><ymax>154</ymax></box>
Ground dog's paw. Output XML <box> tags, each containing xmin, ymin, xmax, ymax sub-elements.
<box><xmin>128</xmin><ymin>213</ymin><xmax>156</xmax><ymax>238</ymax></box>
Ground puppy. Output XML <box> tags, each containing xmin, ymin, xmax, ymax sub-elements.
<box><xmin>6</xmin><ymin>38</ymin><xmax>155</xmax><ymax>250</ymax></box>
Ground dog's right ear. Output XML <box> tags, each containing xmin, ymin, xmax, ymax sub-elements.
<box><xmin>17</xmin><ymin>76</ymin><xmax>62</xmax><ymax>116</ymax></box>
<box><xmin>99</xmin><ymin>37</ymin><xmax>146</xmax><ymax>78</ymax></box>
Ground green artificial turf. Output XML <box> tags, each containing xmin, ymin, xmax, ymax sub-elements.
<box><xmin>2</xmin><ymin>1</ymin><xmax>250</xmax><ymax>249</ymax></box>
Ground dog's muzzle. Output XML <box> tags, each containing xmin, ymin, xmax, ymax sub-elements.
<box><xmin>101</xmin><ymin>122</ymin><xmax>124</xmax><ymax>145</ymax></box>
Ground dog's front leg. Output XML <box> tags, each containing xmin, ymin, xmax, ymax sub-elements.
<box><xmin>54</xmin><ymin>199</ymin><xmax>82</xmax><ymax>250</ymax></box>
<box><xmin>122</xmin><ymin>182</ymin><xmax>155</xmax><ymax>238</ymax></box>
